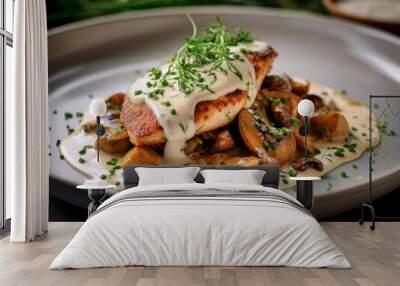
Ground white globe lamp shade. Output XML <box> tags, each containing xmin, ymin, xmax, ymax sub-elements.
<box><xmin>90</xmin><ymin>99</ymin><xmax>107</xmax><ymax>117</ymax></box>
<box><xmin>297</xmin><ymin>99</ymin><xmax>314</xmax><ymax>117</ymax></box>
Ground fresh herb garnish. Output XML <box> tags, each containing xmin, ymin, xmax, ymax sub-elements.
<box><xmin>289</xmin><ymin>117</ymin><xmax>300</xmax><ymax>126</ymax></box>
<box><xmin>162</xmin><ymin>101</ymin><xmax>171</xmax><ymax>107</ymax></box>
<box><xmin>179</xmin><ymin>122</ymin><xmax>189</xmax><ymax>133</ymax></box>
<box><xmin>106</xmin><ymin>158</ymin><xmax>118</xmax><ymax>166</ymax></box>
<box><xmin>100</xmin><ymin>174</ymin><xmax>107</xmax><ymax>180</ymax></box>
<box><xmin>344</xmin><ymin>143</ymin><xmax>357</xmax><ymax>153</ymax></box>
<box><xmin>288</xmin><ymin>169</ymin><xmax>297</xmax><ymax>177</ymax></box>
<box><xmin>334</xmin><ymin>149</ymin><xmax>345</xmax><ymax>157</ymax></box>
<box><xmin>78</xmin><ymin>158</ymin><xmax>85</xmax><ymax>164</ymax></box>
<box><xmin>224</xmin><ymin>112</ymin><xmax>232</xmax><ymax>121</ymax></box>
<box><xmin>150</xmin><ymin>16</ymin><xmax>254</xmax><ymax>96</ymax></box>
<box><xmin>79</xmin><ymin>145</ymin><xmax>93</xmax><ymax>155</ymax></box>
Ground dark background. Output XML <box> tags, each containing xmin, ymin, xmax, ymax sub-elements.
<box><xmin>46</xmin><ymin>0</ymin><xmax>400</xmax><ymax>222</ymax></box>
<box><xmin>46</xmin><ymin>0</ymin><xmax>326</xmax><ymax>28</ymax></box>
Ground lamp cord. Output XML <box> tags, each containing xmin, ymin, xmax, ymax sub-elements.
<box><xmin>96</xmin><ymin>116</ymin><xmax>100</xmax><ymax>162</ymax></box>
<box><xmin>304</xmin><ymin>116</ymin><xmax>308</xmax><ymax>164</ymax></box>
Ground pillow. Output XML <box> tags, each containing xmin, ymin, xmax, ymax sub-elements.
<box><xmin>200</xmin><ymin>169</ymin><xmax>266</xmax><ymax>185</ymax></box>
<box><xmin>135</xmin><ymin>167</ymin><xmax>200</xmax><ymax>186</ymax></box>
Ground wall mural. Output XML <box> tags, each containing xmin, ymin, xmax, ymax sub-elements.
<box><xmin>46</xmin><ymin>1</ymin><xmax>400</xmax><ymax>219</ymax></box>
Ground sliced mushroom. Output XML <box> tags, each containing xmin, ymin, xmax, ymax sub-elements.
<box><xmin>303</xmin><ymin>94</ymin><xmax>325</xmax><ymax>111</ymax></box>
<box><xmin>288</xmin><ymin>77</ymin><xmax>310</xmax><ymax>96</ymax></box>
<box><xmin>292</xmin><ymin>156</ymin><xmax>323</xmax><ymax>172</ymax></box>
<box><xmin>310</xmin><ymin>111</ymin><xmax>350</xmax><ymax>142</ymax></box>
<box><xmin>262</xmin><ymin>90</ymin><xmax>301</xmax><ymax>119</ymax></box>
<box><xmin>96</xmin><ymin>127</ymin><xmax>132</xmax><ymax>154</ymax></box>
<box><xmin>239</xmin><ymin>108</ymin><xmax>274</xmax><ymax>164</ymax></box>
<box><xmin>238</xmin><ymin>108</ymin><xmax>296</xmax><ymax>166</ymax></box>
<box><xmin>262</xmin><ymin>75</ymin><xmax>291</xmax><ymax>91</ymax></box>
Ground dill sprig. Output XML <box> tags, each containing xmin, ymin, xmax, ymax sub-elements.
<box><xmin>154</xmin><ymin>15</ymin><xmax>254</xmax><ymax>96</ymax></box>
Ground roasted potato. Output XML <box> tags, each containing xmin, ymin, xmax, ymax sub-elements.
<box><xmin>119</xmin><ymin>146</ymin><xmax>162</xmax><ymax>166</ymax></box>
<box><xmin>310</xmin><ymin>111</ymin><xmax>350</xmax><ymax>142</ymax></box>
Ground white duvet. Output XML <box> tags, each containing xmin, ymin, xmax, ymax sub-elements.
<box><xmin>50</xmin><ymin>183</ymin><xmax>350</xmax><ymax>269</ymax></box>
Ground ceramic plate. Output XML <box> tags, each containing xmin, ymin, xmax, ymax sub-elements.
<box><xmin>48</xmin><ymin>6</ymin><xmax>400</xmax><ymax>218</ymax></box>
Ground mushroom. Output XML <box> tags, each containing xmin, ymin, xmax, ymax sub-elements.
<box><xmin>96</xmin><ymin>126</ymin><xmax>132</xmax><ymax>154</ymax></box>
<box><xmin>238</xmin><ymin>108</ymin><xmax>296</xmax><ymax>166</ymax></box>
<box><xmin>310</xmin><ymin>111</ymin><xmax>350</xmax><ymax>142</ymax></box>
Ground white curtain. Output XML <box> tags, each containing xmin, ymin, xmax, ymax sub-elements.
<box><xmin>8</xmin><ymin>0</ymin><xmax>49</xmax><ymax>242</ymax></box>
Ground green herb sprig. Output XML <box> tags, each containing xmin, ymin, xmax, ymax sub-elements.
<box><xmin>151</xmin><ymin>15</ymin><xmax>254</xmax><ymax>96</ymax></box>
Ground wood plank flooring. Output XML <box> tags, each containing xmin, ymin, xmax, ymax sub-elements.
<box><xmin>0</xmin><ymin>222</ymin><xmax>399</xmax><ymax>286</ymax></box>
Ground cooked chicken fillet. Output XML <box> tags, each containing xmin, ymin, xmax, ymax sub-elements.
<box><xmin>121</xmin><ymin>49</ymin><xmax>278</xmax><ymax>146</ymax></box>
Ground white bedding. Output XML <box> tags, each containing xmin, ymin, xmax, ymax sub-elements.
<box><xmin>50</xmin><ymin>183</ymin><xmax>350</xmax><ymax>269</ymax></box>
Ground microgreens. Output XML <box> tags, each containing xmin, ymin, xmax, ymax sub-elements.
<box><xmin>149</xmin><ymin>15</ymin><xmax>254</xmax><ymax>96</ymax></box>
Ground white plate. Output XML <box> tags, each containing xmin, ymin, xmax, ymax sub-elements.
<box><xmin>48</xmin><ymin>6</ymin><xmax>400</xmax><ymax>218</ymax></box>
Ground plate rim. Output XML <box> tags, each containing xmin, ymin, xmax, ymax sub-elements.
<box><xmin>48</xmin><ymin>5</ymin><xmax>400</xmax><ymax>48</ymax></box>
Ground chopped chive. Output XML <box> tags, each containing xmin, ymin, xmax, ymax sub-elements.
<box><xmin>78</xmin><ymin>158</ymin><xmax>85</xmax><ymax>164</ymax></box>
<box><xmin>179</xmin><ymin>122</ymin><xmax>188</xmax><ymax>133</ymax></box>
<box><xmin>289</xmin><ymin>117</ymin><xmax>300</xmax><ymax>126</ymax></box>
<box><xmin>170</xmin><ymin>109</ymin><xmax>177</xmax><ymax>115</ymax></box>
<box><xmin>334</xmin><ymin>150</ymin><xmax>345</xmax><ymax>157</ymax></box>
<box><xmin>162</xmin><ymin>101</ymin><xmax>171</xmax><ymax>107</ymax></box>
<box><xmin>100</xmin><ymin>174</ymin><xmax>107</xmax><ymax>180</ymax></box>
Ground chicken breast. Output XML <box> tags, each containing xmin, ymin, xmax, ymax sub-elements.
<box><xmin>121</xmin><ymin>49</ymin><xmax>278</xmax><ymax>146</ymax></box>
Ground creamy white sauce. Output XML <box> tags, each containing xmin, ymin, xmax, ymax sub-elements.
<box><xmin>128</xmin><ymin>41</ymin><xmax>269</xmax><ymax>163</ymax></box>
<box><xmin>280</xmin><ymin>79</ymin><xmax>381</xmax><ymax>189</ymax></box>
<box><xmin>336</xmin><ymin>0</ymin><xmax>400</xmax><ymax>22</ymax></box>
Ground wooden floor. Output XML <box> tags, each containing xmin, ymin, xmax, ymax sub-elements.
<box><xmin>0</xmin><ymin>222</ymin><xmax>399</xmax><ymax>286</ymax></box>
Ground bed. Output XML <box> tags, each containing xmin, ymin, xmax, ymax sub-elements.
<box><xmin>50</xmin><ymin>165</ymin><xmax>350</xmax><ymax>269</ymax></box>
